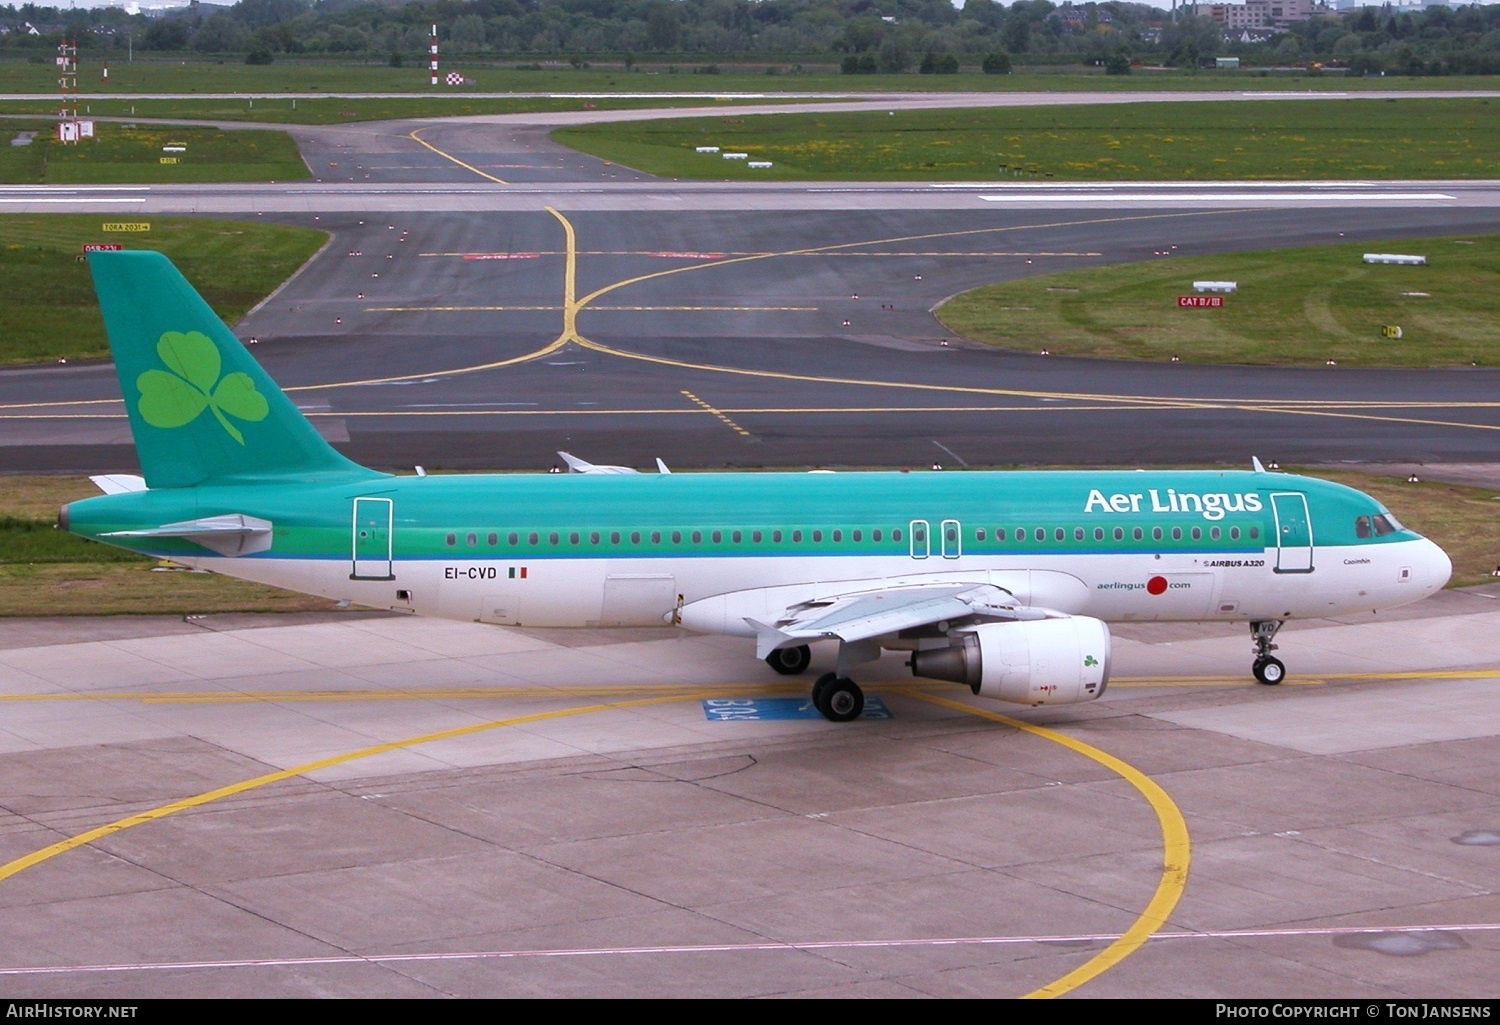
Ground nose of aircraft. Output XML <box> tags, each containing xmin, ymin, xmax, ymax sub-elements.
<box><xmin>1415</xmin><ymin>537</ymin><xmax>1453</xmax><ymax>595</ymax></box>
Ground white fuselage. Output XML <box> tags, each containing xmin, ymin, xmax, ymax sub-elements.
<box><xmin>180</xmin><ymin>534</ymin><xmax>1449</xmax><ymax>634</ymax></box>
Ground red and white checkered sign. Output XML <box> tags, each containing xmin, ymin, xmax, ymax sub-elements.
<box><xmin>446</xmin><ymin>72</ymin><xmax>464</xmax><ymax>85</ymax></box>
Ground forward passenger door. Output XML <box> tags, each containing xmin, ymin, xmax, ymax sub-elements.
<box><xmin>1271</xmin><ymin>493</ymin><xmax>1313</xmax><ymax>573</ymax></box>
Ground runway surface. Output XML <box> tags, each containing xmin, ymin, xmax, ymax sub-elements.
<box><xmin>3</xmin><ymin>92</ymin><xmax>1500</xmax><ymax>471</ymax></box>
<box><xmin>3</xmin><ymin>200</ymin><xmax>1500</xmax><ymax>472</ymax></box>
<box><xmin>0</xmin><ymin>93</ymin><xmax>1497</xmax><ymax>998</ymax></box>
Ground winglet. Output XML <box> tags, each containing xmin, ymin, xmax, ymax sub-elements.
<box><xmin>1252</xmin><ymin>456</ymin><xmax>1266</xmax><ymax>473</ymax></box>
<box><xmin>557</xmin><ymin>451</ymin><xmax>594</xmax><ymax>473</ymax></box>
<box><xmin>745</xmin><ymin>618</ymin><xmax>797</xmax><ymax>660</ymax></box>
<box><xmin>656</xmin><ymin>458</ymin><xmax>671</xmax><ymax>475</ymax></box>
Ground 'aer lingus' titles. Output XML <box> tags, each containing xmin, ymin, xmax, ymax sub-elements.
<box><xmin>1084</xmin><ymin>489</ymin><xmax>1264</xmax><ymax>521</ymax></box>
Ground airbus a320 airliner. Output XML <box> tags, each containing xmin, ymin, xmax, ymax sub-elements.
<box><xmin>61</xmin><ymin>252</ymin><xmax>1452</xmax><ymax>721</ymax></box>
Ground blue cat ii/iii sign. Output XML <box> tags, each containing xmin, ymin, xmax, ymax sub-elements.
<box><xmin>702</xmin><ymin>698</ymin><xmax>892</xmax><ymax>721</ymax></box>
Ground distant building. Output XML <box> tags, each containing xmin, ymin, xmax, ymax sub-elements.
<box><xmin>1051</xmin><ymin>3</ymin><xmax>1117</xmax><ymax>29</ymax></box>
<box><xmin>1205</xmin><ymin>0</ymin><xmax>1331</xmax><ymax>31</ymax></box>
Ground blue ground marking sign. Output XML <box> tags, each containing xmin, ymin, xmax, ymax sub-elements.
<box><xmin>701</xmin><ymin>697</ymin><xmax>892</xmax><ymax>721</ymax></box>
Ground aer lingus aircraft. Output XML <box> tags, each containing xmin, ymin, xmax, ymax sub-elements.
<box><xmin>61</xmin><ymin>251</ymin><xmax>1452</xmax><ymax>721</ymax></box>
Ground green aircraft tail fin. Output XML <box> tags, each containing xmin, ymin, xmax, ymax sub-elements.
<box><xmin>89</xmin><ymin>250</ymin><xmax>384</xmax><ymax>489</ymax></box>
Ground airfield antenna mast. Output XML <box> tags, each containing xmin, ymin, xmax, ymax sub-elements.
<box><xmin>430</xmin><ymin>24</ymin><xmax>439</xmax><ymax>87</ymax></box>
<box><xmin>57</xmin><ymin>37</ymin><xmax>78</xmax><ymax>144</ymax></box>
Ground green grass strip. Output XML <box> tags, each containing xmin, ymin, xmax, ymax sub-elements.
<box><xmin>0</xmin><ymin>121</ymin><xmax>308</xmax><ymax>184</ymax></box>
<box><xmin>0</xmin><ymin>215</ymin><xmax>327</xmax><ymax>365</ymax></box>
<box><xmin>936</xmin><ymin>234</ymin><xmax>1500</xmax><ymax>367</ymax></box>
<box><xmin>554</xmin><ymin>97</ymin><xmax>1500</xmax><ymax>181</ymax></box>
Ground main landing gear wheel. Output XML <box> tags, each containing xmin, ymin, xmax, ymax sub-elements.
<box><xmin>811</xmin><ymin>672</ymin><xmax>835</xmax><ymax>708</ymax></box>
<box><xmin>811</xmin><ymin>672</ymin><xmax>864</xmax><ymax>722</ymax></box>
<box><xmin>1249</xmin><ymin>620</ymin><xmax>1287</xmax><ymax>686</ymax></box>
<box><xmin>765</xmin><ymin>644</ymin><xmax>811</xmax><ymax>676</ymax></box>
<box><xmin>1253</xmin><ymin>657</ymin><xmax>1286</xmax><ymax>685</ymax></box>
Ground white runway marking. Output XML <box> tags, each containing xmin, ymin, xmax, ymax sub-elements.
<box><xmin>980</xmin><ymin>193</ymin><xmax>1455</xmax><ymax>203</ymax></box>
<box><xmin>0</xmin><ymin>186</ymin><xmax>149</xmax><ymax>192</ymax></box>
<box><xmin>935</xmin><ymin>181</ymin><xmax>1395</xmax><ymax>190</ymax></box>
<box><xmin>4</xmin><ymin>922</ymin><xmax>1496</xmax><ymax>976</ymax></box>
<box><xmin>0</xmin><ymin>198</ymin><xmax>147</xmax><ymax>204</ymax></box>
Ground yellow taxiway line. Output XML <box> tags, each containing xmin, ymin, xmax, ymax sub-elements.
<box><xmin>909</xmin><ymin>692</ymin><xmax>1191</xmax><ymax>999</ymax></box>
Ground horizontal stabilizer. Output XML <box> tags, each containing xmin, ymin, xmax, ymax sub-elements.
<box><xmin>104</xmin><ymin>513</ymin><xmax>273</xmax><ymax>557</ymax></box>
<box><xmin>90</xmin><ymin>474</ymin><xmax>147</xmax><ymax>495</ymax></box>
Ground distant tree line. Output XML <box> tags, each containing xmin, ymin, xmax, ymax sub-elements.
<box><xmin>1</xmin><ymin>0</ymin><xmax>1497</xmax><ymax>75</ymax></box>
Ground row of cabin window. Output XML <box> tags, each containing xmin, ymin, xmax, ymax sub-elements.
<box><xmin>980</xmin><ymin>524</ymin><xmax>1259</xmax><ymax>543</ymax></box>
<box><xmin>442</xmin><ymin>522</ymin><xmax>1260</xmax><ymax>548</ymax></box>
<box><xmin>446</xmin><ymin>527</ymin><xmax>907</xmax><ymax>547</ymax></box>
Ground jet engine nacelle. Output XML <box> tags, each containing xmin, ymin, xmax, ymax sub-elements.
<box><xmin>910</xmin><ymin>617</ymin><xmax>1111</xmax><ymax>705</ymax></box>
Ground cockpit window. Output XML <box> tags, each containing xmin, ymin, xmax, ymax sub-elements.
<box><xmin>1372</xmin><ymin>513</ymin><xmax>1402</xmax><ymax>536</ymax></box>
<box><xmin>1355</xmin><ymin>515</ymin><xmax>1373</xmax><ymax>539</ymax></box>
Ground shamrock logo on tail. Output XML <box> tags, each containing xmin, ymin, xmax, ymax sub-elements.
<box><xmin>136</xmin><ymin>331</ymin><xmax>268</xmax><ymax>445</ymax></box>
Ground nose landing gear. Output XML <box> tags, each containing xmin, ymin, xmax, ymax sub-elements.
<box><xmin>1250</xmin><ymin>620</ymin><xmax>1286</xmax><ymax>685</ymax></box>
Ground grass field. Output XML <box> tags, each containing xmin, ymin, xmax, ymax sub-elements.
<box><xmin>0</xmin><ymin>215</ymin><xmax>327</xmax><ymax>365</ymax></box>
<box><xmin>0</xmin><ymin>121</ymin><xmax>309</xmax><ymax>183</ymax></box>
<box><xmin>936</xmin><ymin>234</ymin><xmax>1500</xmax><ymax>367</ymax></box>
<box><xmin>553</xmin><ymin>97</ymin><xmax>1500</xmax><ymax>181</ymax></box>
<box><xmin>2</xmin><ymin>56</ymin><xmax>1496</xmax><ymax>97</ymax></box>
<box><xmin>0</xmin><ymin>467</ymin><xmax>1489</xmax><ymax>618</ymax></box>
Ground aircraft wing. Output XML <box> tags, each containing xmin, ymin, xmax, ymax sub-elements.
<box><xmin>746</xmin><ymin>582</ymin><xmax>1043</xmax><ymax>659</ymax></box>
<box><xmin>558</xmin><ymin>451</ymin><xmax>671</xmax><ymax>475</ymax></box>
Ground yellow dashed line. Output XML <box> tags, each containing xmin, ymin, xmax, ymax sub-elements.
<box><xmin>681</xmin><ymin>389</ymin><xmax>753</xmax><ymax>437</ymax></box>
